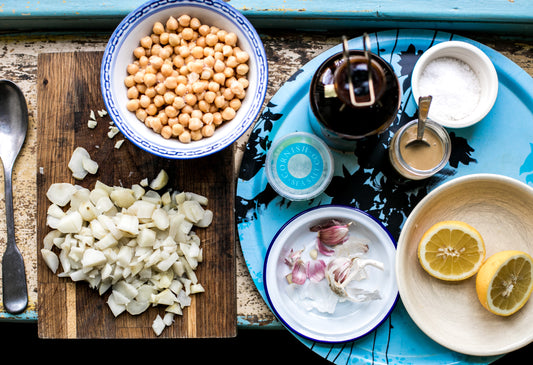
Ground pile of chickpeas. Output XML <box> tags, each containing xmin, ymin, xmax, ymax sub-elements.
<box><xmin>124</xmin><ymin>15</ymin><xmax>250</xmax><ymax>143</ymax></box>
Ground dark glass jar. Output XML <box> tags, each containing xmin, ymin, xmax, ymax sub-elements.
<box><xmin>308</xmin><ymin>39</ymin><xmax>401</xmax><ymax>151</ymax></box>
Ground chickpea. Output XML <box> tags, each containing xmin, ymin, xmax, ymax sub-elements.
<box><xmin>184</xmin><ymin>93</ymin><xmax>197</xmax><ymax>106</ymax></box>
<box><xmin>222</xmin><ymin>106</ymin><xmax>236</xmax><ymax>121</ymax></box>
<box><xmin>198</xmin><ymin>24</ymin><xmax>210</xmax><ymax>36</ymax></box>
<box><xmin>136</xmin><ymin>108</ymin><xmax>147</xmax><ymax>122</ymax></box>
<box><xmin>191</xmin><ymin>46</ymin><xmax>204</xmax><ymax>59</ymax></box>
<box><xmin>127</xmin><ymin>63</ymin><xmax>139</xmax><ymax>75</ymax></box>
<box><xmin>154</xmin><ymin>94</ymin><xmax>165</xmax><ymax>108</ymax></box>
<box><xmin>164</xmin><ymin>105</ymin><xmax>179</xmax><ymax>118</ymax></box>
<box><xmin>222</xmin><ymin>87</ymin><xmax>234</xmax><ymax>101</ymax></box>
<box><xmin>214</xmin><ymin>95</ymin><xmax>227</xmax><ymax>109</ymax></box>
<box><xmin>149</xmin><ymin>55</ymin><xmax>164</xmax><ymax>70</ymax></box>
<box><xmin>223</xmin><ymin>66</ymin><xmax>234</xmax><ymax>78</ymax></box>
<box><xmin>139</xmin><ymin>55</ymin><xmax>149</xmax><ymax>68</ymax></box>
<box><xmin>175</xmin><ymin>83</ymin><xmax>187</xmax><ymax>96</ymax></box>
<box><xmin>140</xmin><ymin>36</ymin><xmax>153</xmax><ymax>49</ymax></box>
<box><xmin>150</xmin><ymin>117</ymin><xmax>163</xmax><ymax>132</ymax></box>
<box><xmin>161</xmin><ymin>125</ymin><xmax>173</xmax><ymax>139</ymax></box>
<box><xmin>201</xmin><ymin>123</ymin><xmax>215</xmax><ymax>138</ymax></box>
<box><xmin>145</xmin><ymin>87</ymin><xmax>156</xmax><ymax>99</ymax></box>
<box><xmin>136</xmin><ymin>83</ymin><xmax>147</xmax><ymax>94</ymax></box>
<box><xmin>163</xmin><ymin>91</ymin><xmax>176</xmax><ymax>105</ymax></box>
<box><xmin>126</xmin><ymin>99</ymin><xmax>140</xmax><ymax>112</ymax></box>
<box><xmin>202</xmin><ymin>112</ymin><xmax>214</xmax><ymax>124</ymax></box>
<box><xmin>191</xmin><ymin>129</ymin><xmax>203</xmax><ymax>141</ymax></box>
<box><xmin>222</xmin><ymin>45</ymin><xmax>233</xmax><ymax>57</ymax></box>
<box><xmin>216</xmin><ymin>30</ymin><xmax>227</xmax><ymax>42</ymax></box>
<box><xmin>158</xmin><ymin>111</ymin><xmax>168</xmax><ymax>125</ymax></box>
<box><xmin>173</xmin><ymin>55</ymin><xmax>185</xmax><ymax>68</ymax></box>
<box><xmin>133</xmin><ymin>46</ymin><xmax>146</xmax><ymax>58</ymax></box>
<box><xmin>143</xmin><ymin>72</ymin><xmax>157</xmax><ymax>87</ymax></box>
<box><xmin>213</xmin><ymin>72</ymin><xmax>226</xmax><ymax>85</ymax></box>
<box><xmin>181</xmin><ymin>27</ymin><xmax>194</xmax><ymax>41</ymax></box>
<box><xmin>196</xmin><ymin>36</ymin><xmax>207</xmax><ymax>48</ymax></box>
<box><xmin>207</xmin><ymin>81</ymin><xmax>220</xmax><ymax>93</ymax></box>
<box><xmin>204</xmin><ymin>90</ymin><xmax>216</xmax><ymax>103</ymax></box>
<box><xmin>214</xmin><ymin>59</ymin><xmax>225</xmax><ymax>73</ymax></box>
<box><xmin>230</xmin><ymin>80</ymin><xmax>244</xmax><ymax>95</ymax></box>
<box><xmin>124</xmin><ymin>75</ymin><xmax>136</xmax><ymax>88</ymax></box>
<box><xmin>235</xmin><ymin>50</ymin><xmax>249</xmax><ymax>63</ymax></box>
<box><xmin>172</xmin><ymin>123</ymin><xmax>184</xmax><ymax>137</ymax></box>
<box><xmin>160</xmin><ymin>63</ymin><xmax>173</xmax><ymax>77</ymax></box>
<box><xmin>153</xmin><ymin>21</ymin><xmax>165</xmax><ymax>35</ymax></box>
<box><xmin>168</xmin><ymin>33</ymin><xmax>180</xmax><ymax>47</ymax></box>
<box><xmin>154</xmin><ymin>83</ymin><xmax>165</xmax><ymax>97</ymax></box>
<box><xmin>224</xmin><ymin>32</ymin><xmax>237</xmax><ymax>46</ymax></box>
<box><xmin>127</xmin><ymin>86</ymin><xmax>139</xmax><ymax>99</ymax></box>
<box><xmin>146</xmin><ymin>104</ymin><xmax>158</xmax><ymax>116</ymax></box>
<box><xmin>178</xmin><ymin>113</ymin><xmax>190</xmax><ymax>127</ymax></box>
<box><xmin>229</xmin><ymin>98</ymin><xmax>241</xmax><ymax>111</ymax></box>
<box><xmin>179</xmin><ymin>130</ymin><xmax>192</xmax><ymax>143</ymax></box>
<box><xmin>236</xmin><ymin>63</ymin><xmax>249</xmax><ymax>76</ymax></box>
<box><xmin>190</xmin><ymin>17</ymin><xmax>201</xmax><ymax>29</ymax></box>
<box><xmin>164</xmin><ymin>76</ymin><xmax>178</xmax><ymax>90</ymax></box>
<box><xmin>226</xmin><ymin>55</ymin><xmax>238</xmax><ymax>68</ymax></box>
<box><xmin>166</xmin><ymin>16</ymin><xmax>178</xmax><ymax>31</ymax></box>
<box><xmin>139</xmin><ymin>94</ymin><xmax>151</xmax><ymax>108</ymax></box>
<box><xmin>159</xmin><ymin>32</ymin><xmax>169</xmax><ymax>45</ymax></box>
<box><xmin>178</xmin><ymin>14</ymin><xmax>191</xmax><ymax>27</ymax></box>
<box><xmin>213</xmin><ymin>112</ymin><xmax>223</xmax><ymax>125</ymax></box>
<box><xmin>205</xmin><ymin>33</ymin><xmax>218</xmax><ymax>47</ymax></box>
<box><xmin>192</xmin><ymin>81</ymin><xmax>206</xmax><ymax>94</ymax></box>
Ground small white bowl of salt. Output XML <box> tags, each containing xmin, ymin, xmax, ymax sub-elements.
<box><xmin>411</xmin><ymin>40</ymin><xmax>498</xmax><ymax>128</ymax></box>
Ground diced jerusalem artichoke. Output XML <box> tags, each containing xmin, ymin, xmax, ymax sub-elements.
<box><xmin>149</xmin><ymin>169</ymin><xmax>169</xmax><ymax>191</ymax></box>
<box><xmin>41</xmin><ymin>248</ymin><xmax>59</xmax><ymax>273</ymax></box>
<box><xmin>46</xmin><ymin>183</ymin><xmax>77</xmax><ymax>207</ymax></box>
<box><xmin>43</xmin><ymin>169</ymin><xmax>213</xmax><ymax>337</ymax></box>
<box><xmin>152</xmin><ymin>314</ymin><xmax>165</xmax><ymax>336</ymax></box>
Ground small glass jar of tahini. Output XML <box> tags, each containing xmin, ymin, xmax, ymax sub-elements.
<box><xmin>266</xmin><ymin>132</ymin><xmax>334</xmax><ymax>201</ymax></box>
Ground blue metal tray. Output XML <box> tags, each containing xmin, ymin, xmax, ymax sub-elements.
<box><xmin>236</xmin><ymin>29</ymin><xmax>533</xmax><ymax>364</ymax></box>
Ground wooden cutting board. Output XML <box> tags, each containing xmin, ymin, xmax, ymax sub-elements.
<box><xmin>36</xmin><ymin>51</ymin><xmax>236</xmax><ymax>339</ymax></box>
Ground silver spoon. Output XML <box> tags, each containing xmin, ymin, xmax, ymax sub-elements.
<box><xmin>405</xmin><ymin>95</ymin><xmax>432</xmax><ymax>148</ymax></box>
<box><xmin>0</xmin><ymin>80</ymin><xmax>28</xmax><ymax>314</ymax></box>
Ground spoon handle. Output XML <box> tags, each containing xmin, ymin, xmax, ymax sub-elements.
<box><xmin>2</xmin><ymin>164</ymin><xmax>28</xmax><ymax>314</ymax></box>
<box><xmin>417</xmin><ymin>95</ymin><xmax>432</xmax><ymax>140</ymax></box>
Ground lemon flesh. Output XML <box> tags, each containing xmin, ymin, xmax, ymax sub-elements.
<box><xmin>418</xmin><ymin>220</ymin><xmax>485</xmax><ymax>281</ymax></box>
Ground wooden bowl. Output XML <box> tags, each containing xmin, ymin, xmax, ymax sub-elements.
<box><xmin>396</xmin><ymin>173</ymin><xmax>533</xmax><ymax>356</ymax></box>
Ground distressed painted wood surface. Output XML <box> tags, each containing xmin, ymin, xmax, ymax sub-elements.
<box><xmin>0</xmin><ymin>30</ymin><xmax>532</xmax><ymax>330</ymax></box>
<box><xmin>0</xmin><ymin>0</ymin><xmax>532</xmax><ymax>34</ymax></box>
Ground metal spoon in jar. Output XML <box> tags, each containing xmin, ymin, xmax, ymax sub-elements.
<box><xmin>405</xmin><ymin>95</ymin><xmax>432</xmax><ymax>148</ymax></box>
<box><xmin>0</xmin><ymin>80</ymin><xmax>28</xmax><ymax>314</ymax></box>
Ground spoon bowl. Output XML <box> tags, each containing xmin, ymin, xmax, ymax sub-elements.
<box><xmin>0</xmin><ymin>79</ymin><xmax>29</xmax><ymax>314</ymax></box>
<box><xmin>405</xmin><ymin>95</ymin><xmax>432</xmax><ymax>148</ymax></box>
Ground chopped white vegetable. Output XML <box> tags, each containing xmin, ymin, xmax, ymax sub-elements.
<box><xmin>152</xmin><ymin>314</ymin><xmax>165</xmax><ymax>336</ymax></box>
<box><xmin>149</xmin><ymin>169</ymin><xmax>169</xmax><ymax>191</ymax></box>
<box><xmin>42</xmin><ymin>170</ymin><xmax>211</xmax><ymax>337</ymax></box>
<box><xmin>68</xmin><ymin>147</ymin><xmax>98</xmax><ymax>180</ymax></box>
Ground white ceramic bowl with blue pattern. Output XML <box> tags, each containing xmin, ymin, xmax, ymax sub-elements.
<box><xmin>101</xmin><ymin>0</ymin><xmax>268</xmax><ymax>159</ymax></box>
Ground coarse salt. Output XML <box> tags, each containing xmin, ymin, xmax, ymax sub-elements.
<box><xmin>418</xmin><ymin>57</ymin><xmax>481</xmax><ymax>121</ymax></box>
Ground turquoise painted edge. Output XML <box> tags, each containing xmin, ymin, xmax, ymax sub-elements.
<box><xmin>1</xmin><ymin>0</ymin><xmax>533</xmax><ymax>34</ymax></box>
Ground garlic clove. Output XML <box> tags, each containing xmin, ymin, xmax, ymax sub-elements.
<box><xmin>317</xmin><ymin>223</ymin><xmax>351</xmax><ymax>246</ymax></box>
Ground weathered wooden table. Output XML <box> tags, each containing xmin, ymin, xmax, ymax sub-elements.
<box><xmin>1</xmin><ymin>1</ymin><xmax>533</xmax><ymax>363</ymax></box>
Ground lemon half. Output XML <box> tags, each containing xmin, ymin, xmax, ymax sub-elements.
<box><xmin>476</xmin><ymin>250</ymin><xmax>533</xmax><ymax>316</ymax></box>
<box><xmin>418</xmin><ymin>220</ymin><xmax>486</xmax><ymax>281</ymax></box>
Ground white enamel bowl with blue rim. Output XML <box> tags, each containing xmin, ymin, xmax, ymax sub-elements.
<box><xmin>101</xmin><ymin>0</ymin><xmax>268</xmax><ymax>159</ymax></box>
<box><xmin>263</xmin><ymin>205</ymin><xmax>398</xmax><ymax>343</ymax></box>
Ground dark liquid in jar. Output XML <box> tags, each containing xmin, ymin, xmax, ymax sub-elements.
<box><xmin>310</xmin><ymin>51</ymin><xmax>400</xmax><ymax>138</ymax></box>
